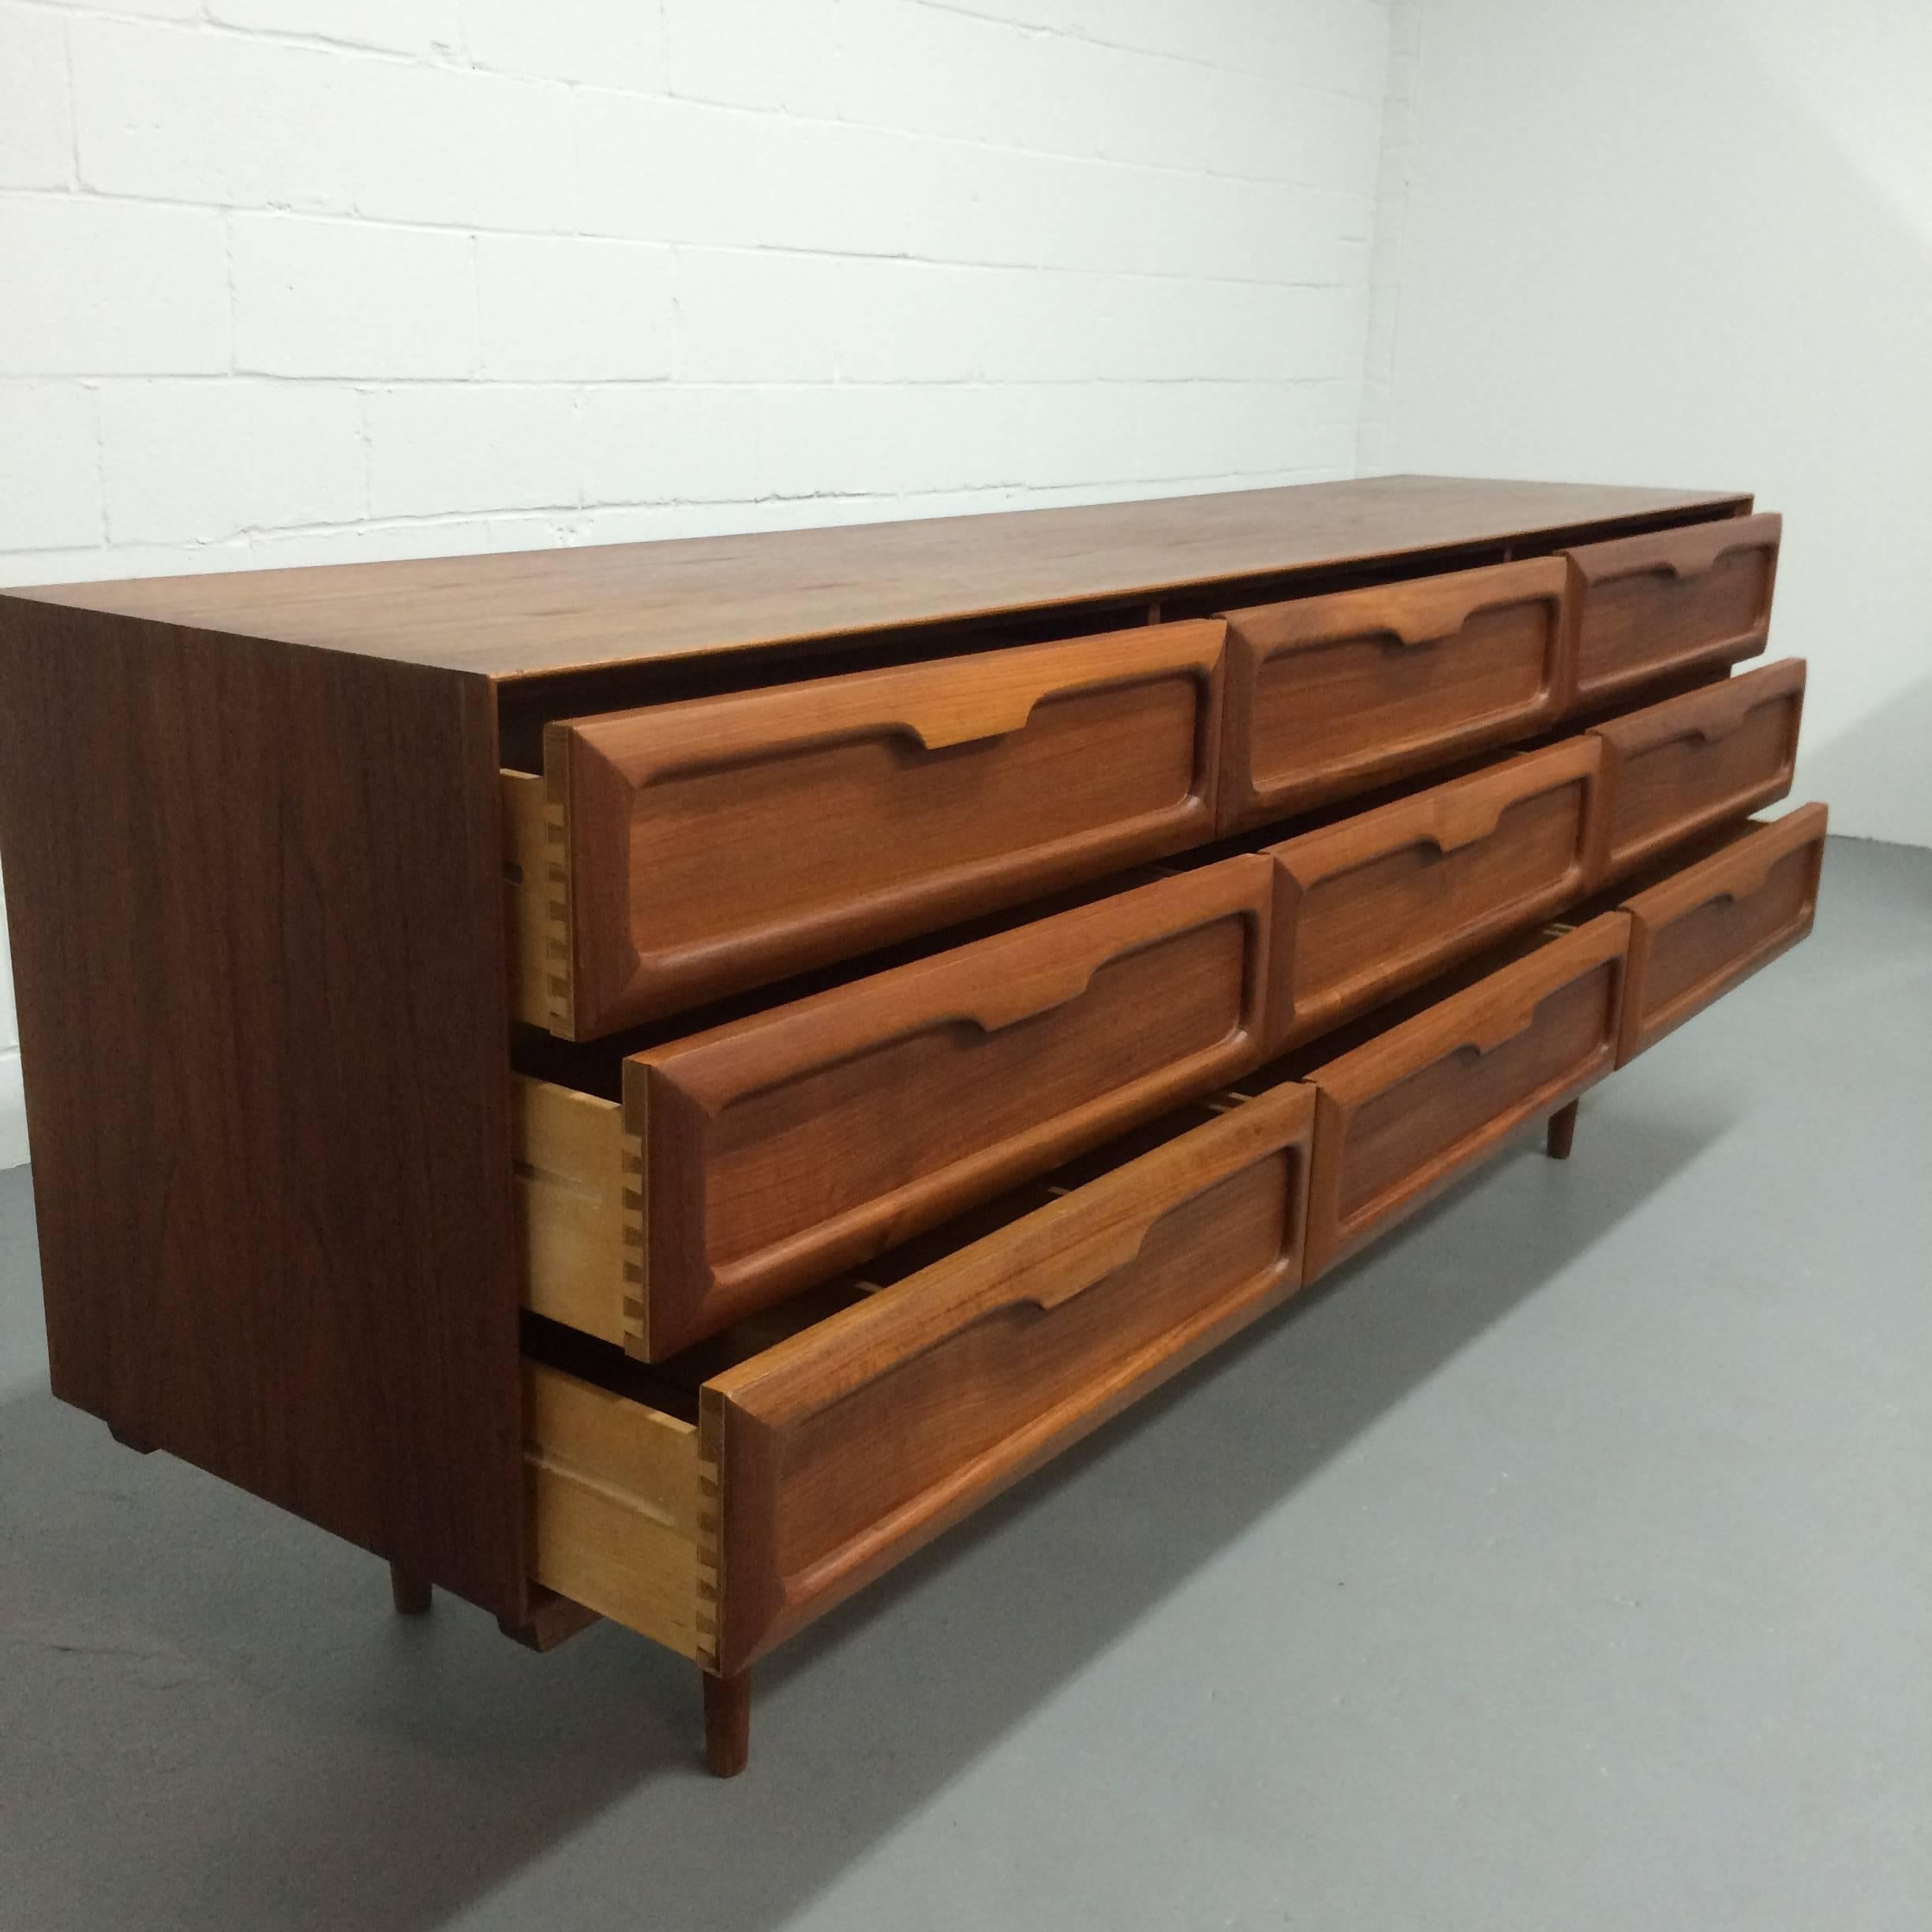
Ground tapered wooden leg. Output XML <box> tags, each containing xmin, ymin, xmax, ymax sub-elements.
<box><xmin>389</xmin><ymin>1563</ymin><xmax>432</xmax><ymax>1616</ymax></box>
<box><xmin>703</xmin><ymin>1668</ymin><xmax>751</xmax><ymax>1778</ymax></box>
<box><xmin>1545</xmin><ymin>1098</ymin><xmax>1578</xmax><ymax>1161</ymax></box>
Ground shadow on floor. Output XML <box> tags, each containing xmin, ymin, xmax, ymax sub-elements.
<box><xmin>0</xmin><ymin>1089</ymin><xmax>1731</xmax><ymax>1932</ymax></box>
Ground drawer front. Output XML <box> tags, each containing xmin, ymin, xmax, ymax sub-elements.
<box><xmin>1220</xmin><ymin>556</ymin><xmax>1570</xmax><ymax>829</ymax></box>
<box><xmin>1617</xmin><ymin>803</ymin><xmax>1826</xmax><ymax>1063</ymax></box>
<box><xmin>1589</xmin><ymin>657</ymin><xmax>1804</xmax><ymax>884</ymax></box>
<box><xmin>1566</xmin><ymin>511</ymin><xmax>1780</xmax><ymax>703</ymax></box>
<box><xmin>702</xmin><ymin>1083</ymin><xmax>1315</xmax><ymax>1670</ymax></box>
<box><xmin>1265</xmin><ymin>738</ymin><xmax>1599</xmax><ymax>1049</ymax></box>
<box><xmin>631</xmin><ymin>855</ymin><xmax>1277</xmax><ymax>1359</ymax></box>
<box><xmin>1302</xmin><ymin>913</ymin><xmax>1628</xmax><ymax>1279</ymax></box>
<box><xmin>539</xmin><ymin>621</ymin><xmax>1226</xmax><ymax>1038</ymax></box>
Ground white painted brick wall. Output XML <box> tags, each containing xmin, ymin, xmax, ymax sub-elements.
<box><xmin>1357</xmin><ymin>0</ymin><xmax>1421</xmax><ymax>474</ymax></box>
<box><xmin>0</xmin><ymin>0</ymin><xmax>1398</xmax><ymax>1162</ymax></box>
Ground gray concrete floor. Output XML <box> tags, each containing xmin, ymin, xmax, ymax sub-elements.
<box><xmin>1</xmin><ymin>834</ymin><xmax>1927</xmax><ymax>1931</ymax></box>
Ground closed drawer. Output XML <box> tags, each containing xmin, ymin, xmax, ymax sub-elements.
<box><xmin>523</xmin><ymin>1081</ymin><xmax>1314</xmax><ymax>1674</ymax></box>
<box><xmin>1297</xmin><ymin>912</ymin><xmax>1628</xmax><ymax>1279</ymax></box>
<box><xmin>1264</xmin><ymin>737</ymin><xmax>1600</xmax><ymax>1049</ymax></box>
<box><xmin>1588</xmin><ymin>657</ymin><xmax>1804</xmax><ymax>885</ymax></box>
<box><xmin>517</xmin><ymin>856</ymin><xmax>1280</xmax><ymax>1361</ymax></box>
<box><xmin>1616</xmin><ymin>803</ymin><xmax>1827</xmax><ymax>1063</ymax></box>
<box><xmin>1565</xmin><ymin>512</ymin><xmax>1780</xmax><ymax>704</ymax></box>
<box><xmin>515</xmin><ymin>621</ymin><xmax>1227</xmax><ymax>1038</ymax></box>
<box><xmin>1219</xmin><ymin>556</ymin><xmax>1570</xmax><ymax>829</ymax></box>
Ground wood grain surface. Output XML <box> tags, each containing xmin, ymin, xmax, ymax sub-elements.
<box><xmin>1615</xmin><ymin>802</ymin><xmax>1828</xmax><ymax>1062</ymax></box>
<box><xmin>1264</xmin><ymin>736</ymin><xmax>1601</xmax><ymax>1046</ymax></box>
<box><xmin>1300</xmin><ymin>913</ymin><xmax>1630</xmax><ymax>1278</ymax></box>
<box><xmin>1565</xmin><ymin>510</ymin><xmax>1781</xmax><ymax>702</ymax></box>
<box><xmin>3</xmin><ymin>477</ymin><xmax>1749</xmax><ymax>680</ymax></box>
<box><xmin>1588</xmin><ymin>656</ymin><xmax>1805</xmax><ymax>883</ymax></box>
<box><xmin>545</xmin><ymin>620</ymin><xmax>1227</xmax><ymax>1035</ymax></box>
<box><xmin>0</xmin><ymin>605</ymin><xmax>528</xmax><ymax>1619</ymax></box>
<box><xmin>1219</xmin><ymin>553</ymin><xmax>1571</xmax><ymax>827</ymax></box>
<box><xmin>703</xmin><ymin>1081</ymin><xmax>1316</xmax><ymax>1671</ymax></box>
<box><xmin>623</xmin><ymin>852</ymin><xmax>1278</xmax><ymax>1358</ymax></box>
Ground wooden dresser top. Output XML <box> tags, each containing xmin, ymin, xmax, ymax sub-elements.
<box><xmin>2</xmin><ymin>474</ymin><xmax>1748</xmax><ymax>682</ymax></box>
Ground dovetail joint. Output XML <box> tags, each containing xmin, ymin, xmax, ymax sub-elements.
<box><xmin>541</xmin><ymin>770</ymin><xmax>575</xmax><ymax>1036</ymax></box>
<box><xmin>694</xmin><ymin>1410</ymin><xmax>723</xmax><ymax>1670</ymax></box>
<box><xmin>619</xmin><ymin>1126</ymin><xmax>648</xmax><ymax>1360</ymax></box>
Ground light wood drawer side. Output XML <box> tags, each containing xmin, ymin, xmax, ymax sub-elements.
<box><xmin>522</xmin><ymin>1361</ymin><xmax>706</xmax><ymax>1663</ymax></box>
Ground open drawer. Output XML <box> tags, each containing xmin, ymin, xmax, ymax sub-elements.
<box><xmin>514</xmin><ymin>855</ymin><xmax>1279</xmax><ymax>1360</ymax></box>
<box><xmin>1219</xmin><ymin>555</ymin><xmax>1571</xmax><ymax>829</ymax></box>
<box><xmin>1255</xmin><ymin>912</ymin><xmax>1629</xmax><ymax>1280</ymax></box>
<box><xmin>1588</xmin><ymin>657</ymin><xmax>1804</xmax><ymax>885</ymax></box>
<box><xmin>503</xmin><ymin>620</ymin><xmax>1227</xmax><ymax>1039</ymax></box>
<box><xmin>1614</xmin><ymin>803</ymin><xmax>1827</xmax><ymax>1063</ymax></box>
<box><xmin>1564</xmin><ymin>511</ymin><xmax>1780</xmax><ymax>704</ymax></box>
<box><xmin>1264</xmin><ymin>737</ymin><xmax>1600</xmax><ymax>1049</ymax></box>
<box><xmin>522</xmin><ymin>1080</ymin><xmax>1316</xmax><ymax>1674</ymax></box>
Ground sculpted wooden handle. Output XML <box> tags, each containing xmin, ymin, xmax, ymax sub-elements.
<box><xmin>1574</xmin><ymin>511</ymin><xmax>1782</xmax><ymax>587</ymax></box>
<box><xmin>895</xmin><ymin>689</ymin><xmax>1046</xmax><ymax>751</ymax></box>
<box><xmin>1457</xmin><ymin>997</ymin><xmax>1543</xmax><ymax>1058</ymax></box>
<box><xmin>1013</xmin><ymin>1210</ymin><xmax>1163</xmax><ymax>1311</ymax></box>
<box><xmin>1368</xmin><ymin>580</ymin><xmax>1561</xmax><ymax>650</ymax></box>
<box><xmin>1688</xmin><ymin>678</ymin><xmax>1773</xmax><ymax>743</ymax></box>
<box><xmin>959</xmin><ymin>953</ymin><xmax>1103</xmax><ymax>1032</ymax></box>
<box><xmin>1415</xmin><ymin>785</ymin><xmax>1511</xmax><ymax>855</ymax></box>
<box><xmin>1705</xmin><ymin>844</ymin><xmax>1783</xmax><ymax>904</ymax></box>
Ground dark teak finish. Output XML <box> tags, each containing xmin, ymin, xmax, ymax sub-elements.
<box><xmin>0</xmin><ymin>612</ymin><xmax>526</xmax><ymax>1619</ymax></box>
<box><xmin>1296</xmin><ymin>913</ymin><xmax>1631</xmax><ymax>1279</ymax></box>
<box><xmin>617</xmin><ymin>855</ymin><xmax>1279</xmax><ymax>1358</ymax></box>
<box><xmin>1264</xmin><ymin>737</ymin><xmax>1601</xmax><ymax>1047</ymax></box>
<box><xmin>538</xmin><ymin>621</ymin><xmax>1228</xmax><ymax>1037</ymax></box>
<box><xmin>1563</xmin><ymin>511</ymin><xmax>1781</xmax><ymax>703</ymax></box>
<box><xmin>1220</xmin><ymin>554</ymin><xmax>1571</xmax><ymax>829</ymax></box>
<box><xmin>0</xmin><ymin>476</ymin><xmax>1824</xmax><ymax>1777</ymax></box>
<box><xmin>1612</xmin><ymin>803</ymin><xmax>1828</xmax><ymax>1064</ymax></box>
<box><xmin>11</xmin><ymin>476</ymin><xmax>1749</xmax><ymax>677</ymax></box>
<box><xmin>1587</xmin><ymin>656</ymin><xmax>1805</xmax><ymax>885</ymax></box>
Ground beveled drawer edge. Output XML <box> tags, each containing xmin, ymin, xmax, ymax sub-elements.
<box><xmin>1264</xmin><ymin>736</ymin><xmax>1602</xmax><ymax>1045</ymax></box>
<box><xmin>1589</xmin><ymin>655</ymin><xmax>1806</xmax><ymax>759</ymax></box>
<box><xmin>1562</xmin><ymin>512</ymin><xmax>1784</xmax><ymax>702</ymax></box>
<box><xmin>1216</xmin><ymin>555</ymin><xmax>1574</xmax><ymax>828</ymax></box>
<box><xmin>1221</xmin><ymin>551</ymin><xmax>1571</xmax><ymax>650</ymax></box>
<box><xmin>1615</xmin><ymin>803</ymin><xmax>1828</xmax><ymax>1064</ymax></box>
<box><xmin>1301</xmin><ymin>913</ymin><xmax>1631</xmax><ymax>1277</ymax></box>
<box><xmin>700</xmin><ymin>1078</ymin><xmax>1318</xmax><ymax>1668</ymax></box>
<box><xmin>1586</xmin><ymin>658</ymin><xmax>1807</xmax><ymax>884</ymax></box>
<box><xmin>1564</xmin><ymin>509</ymin><xmax>1783</xmax><ymax>585</ymax></box>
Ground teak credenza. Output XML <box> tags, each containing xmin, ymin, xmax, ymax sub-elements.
<box><xmin>0</xmin><ymin>477</ymin><xmax>1825</xmax><ymax>1776</ymax></box>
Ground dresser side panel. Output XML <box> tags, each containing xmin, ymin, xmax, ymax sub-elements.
<box><xmin>0</xmin><ymin>605</ymin><xmax>526</xmax><ymax>1620</ymax></box>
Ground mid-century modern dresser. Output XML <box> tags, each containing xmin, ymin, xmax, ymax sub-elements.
<box><xmin>0</xmin><ymin>477</ymin><xmax>1825</xmax><ymax>1775</ymax></box>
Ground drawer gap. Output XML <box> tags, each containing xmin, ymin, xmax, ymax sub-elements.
<box><xmin>521</xmin><ymin>1310</ymin><xmax>702</xmax><ymax>1423</ymax></box>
